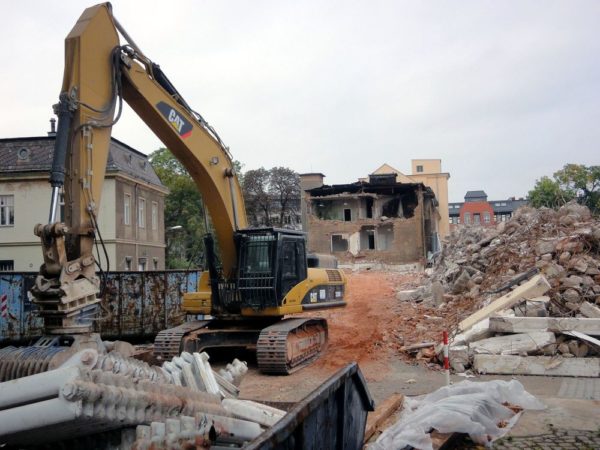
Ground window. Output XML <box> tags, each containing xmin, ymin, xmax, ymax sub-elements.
<box><xmin>464</xmin><ymin>212</ymin><xmax>471</xmax><ymax>224</ymax></box>
<box><xmin>449</xmin><ymin>217</ymin><xmax>453</xmax><ymax>224</ymax></box>
<box><xmin>474</xmin><ymin>213</ymin><xmax>481</xmax><ymax>225</ymax></box>
<box><xmin>344</xmin><ymin>208</ymin><xmax>352</xmax><ymax>222</ymax></box>
<box><xmin>0</xmin><ymin>195</ymin><xmax>14</xmax><ymax>226</ymax></box>
<box><xmin>416</xmin><ymin>165</ymin><xmax>424</xmax><ymax>173</ymax></box>
<box><xmin>151</xmin><ymin>201</ymin><xmax>158</xmax><ymax>230</ymax></box>
<box><xmin>138</xmin><ymin>197</ymin><xmax>146</xmax><ymax>228</ymax></box>
<box><xmin>483</xmin><ymin>212</ymin><xmax>491</xmax><ymax>224</ymax></box>
<box><xmin>138</xmin><ymin>258</ymin><xmax>147</xmax><ymax>271</ymax></box>
<box><xmin>331</xmin><ymin>234</ymin><xmax>349</xmax><ymax>252</ymax></box>
<box><xmin>124</xmin><ymin>194</ymin><xmax>131</xmax><ymax>226</ymax></box>
<box><xmin>125</xmin><ymin>256</ymin><xmax>132</xmax><ymax>271</ymax></box>
<box><xmin>0</xmin><ymin>260</ymin><xmax>14</xmax><ymax>271</ymax></box>
<box><xmin>153</xmin><ymin>257</ymin><xmax>159</xmax><ymax>270</ymax></box>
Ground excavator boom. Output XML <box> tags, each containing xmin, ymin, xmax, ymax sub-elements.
<box><xmin>28</xmin><ymin>2</ymin><xmax>346</xmax><ymax>374</ymax></box>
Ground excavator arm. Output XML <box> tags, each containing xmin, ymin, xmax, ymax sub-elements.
<box><xmin>33</xmin><ymin>3</ymin><xmax>246</xmax><ymax>333</ymax></box>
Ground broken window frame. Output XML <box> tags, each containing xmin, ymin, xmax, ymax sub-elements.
<box><xmin>331</xmin><ymin>234</ymin><xmax>349</xmax><ymax>252</ymax></box>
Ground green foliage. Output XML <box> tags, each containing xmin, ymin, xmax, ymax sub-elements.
<box><xmin>528</xmin><ymin>164</ymin><xmax>600</xmax><ymax>214</ymax></box>
<box><xmin>149</xmin><ymin>148</ymin><xmax>206</xmax><ymax>269</ymax></box>
<box><xmin>528</xmin><ymin>176</ymin><xmax>574</xmax><ymax>208</ymax></box>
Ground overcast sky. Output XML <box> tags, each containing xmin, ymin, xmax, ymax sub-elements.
<box><xmin>1</xmin><ymin>1</ymin><xmax>599</xmax><ymax>202</ymax></box>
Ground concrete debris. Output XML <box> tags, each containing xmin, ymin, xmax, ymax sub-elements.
<box><xmin>222</xmin><ymin>398</ymin><xmax>286</xmax><ymax>427</ymax></box>
<box><xmin>161</xmin><ymin>351</ymin><xmax>247</xmax><ymax>399</ymax></box>
<box><xmin>0</xmin><ymin>350</ymin><xmax>271</xmax><ymax>448</ymax></box>
<box><xmin>0</xmin><ymin>338</ymin><xmax>166</xmax><ymax>383</ymax></box>
<box><xmin>580</xmin><ymin>301</ymin><xmax>600</xmax><ymax>318</ymax></box>
<box><xmin>397</xmin><ymin>202</ymin><xmax>600</xmax><ymax>375</ymax></box>
<box><xmin>469</xmin><ymin>331</ymin><xmax>556</xmax><ymax>356</ymax></box>
<box><xmin>458</xmin><ymin>274</ymin><xmax>551</xmax><ymax>332</ymax></box>
<box><xmin>488</xmin><ymin>316</ymin><xmax>600</xmax><ymax>336</ymax></box>
<box><xmin>0</xmin><ymin>365</ymin><xmax>224</xmax><ymax>446</ymax></box>
<box><xmin>473</xmin><ymin>355</ymin><xmax>600</xmax><ymax>377</ymax></box>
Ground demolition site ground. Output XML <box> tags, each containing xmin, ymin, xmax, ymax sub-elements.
<box><xmin>238</xmin><ymin>269</ymin><xmax>600</xmax><ymax>446</ymax></box>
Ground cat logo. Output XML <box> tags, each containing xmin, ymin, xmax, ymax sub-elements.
<box><xmin>156</xmin><ymin>101</ymin><xmax>193</xmax><ymax>138</ymax></box>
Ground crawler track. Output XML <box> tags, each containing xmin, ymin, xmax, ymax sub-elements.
<box><xmin>153</xmin><ymin>320</ymin><xmax>210</xmax><ymax>360</ymax></box>
<box><xmin>256</xmin><ymin>318</ymin><xmax>328</xmax><ymax>374</ymax></box>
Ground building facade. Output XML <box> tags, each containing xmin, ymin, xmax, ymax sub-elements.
<box><xmin>367</xmin><ymin>160</ymin><xmax>450</xmax><ymax>237</ymax></box>
<box><xmin>0</xmin><ymin>135</ymin><xmax>168</xmax><ymax>271</ymax></box>
<box><xmin>300</xmin><ymin>172</ymin><xmax>440</xmax><ymax>265</ymax></box>
<box><xmin>448</xmin><ymin>190</ymin><xmax>528</xmax><ymax>230</ymax></box>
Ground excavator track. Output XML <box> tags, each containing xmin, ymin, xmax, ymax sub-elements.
<box><xmin>256</xmin><ymin>318</ymin><xmax>328</xmax><ymax>375</ymax></box>
<box><xmin>154</xmin><ymin>320</ymin><xmax>210</xmax><ymax>361</ymax></box>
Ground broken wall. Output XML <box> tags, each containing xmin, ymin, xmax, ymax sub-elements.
<box><xmin>306</xmin><ymin>189</ymin><xmax>427</xmax><ymax>264</ymax></box>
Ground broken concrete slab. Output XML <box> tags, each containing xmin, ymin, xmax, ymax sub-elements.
<box><xmin>580</xmin><ymin>301</ymin><xmax>600</xmax><ymax>318</ymax></box>
<box><xmin>513</xmin><ymin>300</ymin><xmax>548</xmax><ymax>317</ymax></box>
<box><xmin>470</xmin><ymin>331</ymin><xmax>555</xmax><ymax>355</ymax></box>
<box><xmin>489</xmin><ymin>316</ymin><xmax>600</xmax><ymax>336</ymax></box>
<box><xmin>458</xmin><ymin>274</ymin><xmax>551</xmax><ymax>332</ymax></box>
<box><xmin>473</xmin><ymin>355</ymin><xmax>600</xmax><ymax>377</ymax></box>
<box><xmin>452</xmin><ymin>319</ymin><xmax>491</xmax><ymax>346</ymax></box>
<box><xmin>396</xmin><ymin>289</ymin><xmax>419</xmax><ymax>302</ymax></box>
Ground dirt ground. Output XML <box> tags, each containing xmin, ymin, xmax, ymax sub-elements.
<box><xmin>239</xmin><ymin>269</ymin><xmax>448</xmax><ymax>403</ymax></box>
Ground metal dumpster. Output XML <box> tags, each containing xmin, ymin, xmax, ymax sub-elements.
<box><xmin>0</xmin><ymin>270</ymin><xmax>200</xmax><ymax>344</ymax></box>
<box><xmin>246</xmin><ymin>362</ymin><xmax>375</xmax><ymax>450</ymax></box>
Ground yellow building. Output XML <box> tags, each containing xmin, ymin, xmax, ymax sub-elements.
<box><xmin>370</xmin><ymin>159</ymin><xmax>450</xmax><ymax>237</ymax></box>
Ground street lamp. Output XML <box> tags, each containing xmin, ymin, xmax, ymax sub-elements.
<box><xmin>166</xmin><ymin>225</ymin><xmax>184</xmax><ymax>268</ymax></box>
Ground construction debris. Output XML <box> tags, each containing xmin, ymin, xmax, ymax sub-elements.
<box><xmin>489</xmin><ymin>316</ymin><xmax>600</xmax><ymax>335</ymax></box>
<box><xmin>0</xmin><ymin>348</ymin><xmax>270</xmax><ymax>449</ymax></box>
<box><xmin>396</xmin><ymin>202</ymin><xmax>600</xmax><ymax>375</ymax></box>
<box><xmin>474</xmin><ymin>355</ymin><xmax>600</xmax><ymax>377</ymax></box>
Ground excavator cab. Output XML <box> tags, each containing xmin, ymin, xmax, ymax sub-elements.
<box><xmin>236</xmin><ymin>228</ymin><xmax>307</xmax><ymax>310</ymax></box>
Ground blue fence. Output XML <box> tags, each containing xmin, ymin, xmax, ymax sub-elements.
<box><xmin>0</xmin><ymin>270</ymin><xmax>201</xmax><ymax>344</ymax></box>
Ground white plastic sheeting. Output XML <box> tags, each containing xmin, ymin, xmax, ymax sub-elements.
<box><xmin>371</xmin><ymin>380</ymin><xmax>545</xmax><ymax>450</ymax></box>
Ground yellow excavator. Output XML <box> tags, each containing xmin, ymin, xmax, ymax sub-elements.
<box><xmin>30</xmin><ymin>3</ymin><xmax>346</xmax><ymax>374</ymax></box>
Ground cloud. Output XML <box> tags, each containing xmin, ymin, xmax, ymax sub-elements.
<box><xmin>1</xmin><ymin>0</ymin><xmax>599</xmax><ymax>202</ymax></box>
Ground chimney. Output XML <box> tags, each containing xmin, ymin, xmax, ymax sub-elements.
<box><xmin>48</xmin><ymin>118</ymin><xmax>57</xmax><ymax>136</ymax></box>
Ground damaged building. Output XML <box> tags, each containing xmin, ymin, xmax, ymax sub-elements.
<box><xmin>300</xmin><ymin>172</ymin><xmax>441</xmax><ymax>265</ymax></box>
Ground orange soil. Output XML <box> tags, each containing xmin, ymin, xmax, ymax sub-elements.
<box><xmin>300</xmin><ymin>270</ymin><xmax>424</xmax><ymax>381</ymax></box>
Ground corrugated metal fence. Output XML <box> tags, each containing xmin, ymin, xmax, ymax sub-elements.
<box><xmin>0</xmin><ymin>270</ymin><xmax>200</xmax><ymax>344</ymax></box>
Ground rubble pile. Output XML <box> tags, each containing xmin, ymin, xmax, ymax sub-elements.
<box><xmin>397</xmin><ymin>202</ymin><xmax>600</xmax><ymax>375</ymax></box>
<box><xmin>0</xmin><ymin>348</ymin><xmax>284</xmax><ymax>449</ymax></box>
<box><xmin>432</xmin><ymin>202</ymin><xmax>600</xmax><ymax>314</ymax></box>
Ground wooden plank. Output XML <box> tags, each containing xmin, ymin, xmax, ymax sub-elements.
<box><xmin>489</xmin><ymin>316</ymin><xmax>600</xmax><ymax>336</ymax></box>
<box><xmin>473</xmin><ymin>355</ymin><xmax>600</xmax><ymax>377</ymax></box>
<box><xmin>458</xmin><ymin>274</ymin><xmax>551</xmax><ymax>332</ymax></box>
<box><xmin>364</xmin><ymin>394</ymin><xmax>404</xmax><ymax>442</ymax></box>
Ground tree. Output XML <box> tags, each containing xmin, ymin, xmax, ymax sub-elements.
<box><xmin>269</xmin><ymin>167</ymin><xmax>300</xmax><ymax>226</ymax></box>
<box><xmin>528</xmin><ymin>176</ymin><xmax>574</xmax><ymax>209</ymax></box>
<box><xmin>149</xmin><ymin>148</ymin><xmax>206</xmax><ymax>269</ymax></box>
<box><xmin>242</xmin><ymin>166</ymin><xmax>301</xmax><ymax>227</ymax></box>
<box><xmin>242</xmin><ymin>168</ymin><xmax>272</xmax><ymax>226</ymax></box>
<box><xmin>528</xmin><ymin>164</ymin><xmax>600</xmax><ymax>214</ymax></box>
